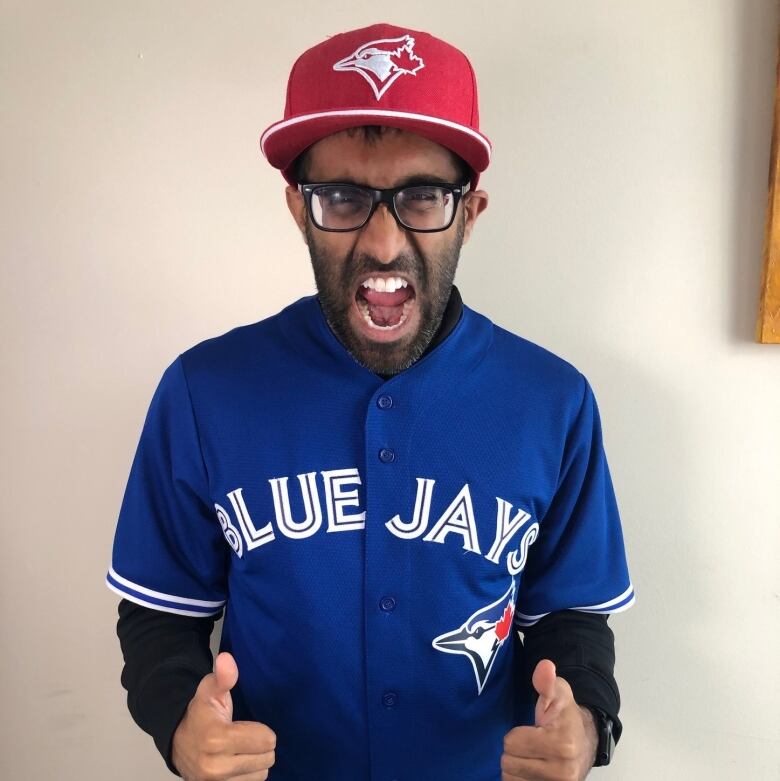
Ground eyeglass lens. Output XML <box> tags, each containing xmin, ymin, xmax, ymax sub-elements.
<box><xmin>309</xmin><ymin>185</ymin><xmax>455</xmax><ymax>231</ymax></box>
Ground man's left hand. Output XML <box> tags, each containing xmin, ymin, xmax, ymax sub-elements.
<box><xmin>501</xmin><ymin>659</ymin><xmax>598</xmax><ymax>780</ymax></box>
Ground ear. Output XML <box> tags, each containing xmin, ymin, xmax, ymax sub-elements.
<box><xmin>461</xmin><ymin>189</ymin><xmax>488</xmax><ymax>246</ymax></box>
<box><xmin>285</xmin><ymin>185</ymin><xmax>309</xmax><ymax>244</ymax></box>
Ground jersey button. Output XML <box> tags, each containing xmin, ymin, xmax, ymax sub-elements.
<box><xmin>379</xmin><ymin>596</ymin><xmax>396</xmax><ymax>612</ymax></box>
<box><xmin>377</xmin><ymin>394</ymin><xmax>393</xmax><ymax>409</ymax></box>
<box><xmin>382</xmin><ymin>692</ymin><xmax>398</xmax><ymax>708</ymax></box>
<box><xmin>379</xmin><ymin>448</ymin><xmax>395</xmax><ymax>463</ymax></box>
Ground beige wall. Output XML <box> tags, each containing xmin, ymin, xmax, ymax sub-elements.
<box><xmin>2</xmin><ymin>1</ymin><xmax>779</xmax><ymax>778</ymax></box>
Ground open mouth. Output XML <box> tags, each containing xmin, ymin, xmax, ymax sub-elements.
<box><xmin>355</xmin><ymin>275</ymin><xmax>416</xmax><ymax>331</ymax></box>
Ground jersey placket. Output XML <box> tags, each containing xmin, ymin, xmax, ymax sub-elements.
<box><xmin>362</xmin><ymin>382</ymin><xmax>415</xmax><ymax>781</ymax></box>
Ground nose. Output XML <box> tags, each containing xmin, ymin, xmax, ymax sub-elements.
<box><xmin>354</xmin><ymin>203</ymin><xmax>408</xmax><ymax>263</ymax></box>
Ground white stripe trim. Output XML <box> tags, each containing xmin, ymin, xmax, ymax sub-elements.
<box><xmin>105</xmin><ymin>580</ymin><xmax>223</xmax><ymax>618</ymax></box>
<box><xmin>514</xmin><ymin>614</ymin><xmax>549</xmax><ymax>627</ymax></box>
<box><xmin>260</xmin><ymin>109</ymin><xmax>492</xmax><ymax>160</ymax></box>
<box><xmin>574</xmin><ymin>594</ymin><xmax>636</xmax><ymax>616</ymax></box>
<box><xmin>574</xmin><ymin>584</ymin><xmax>634</xmax><ymax>611</ymax></box>
<box><xmin>108</xmin><ymin>566</ymin><xmax>225</xmax><ymax>608</ymax></box>
<box><xmin>515</xmin><ymin>584</ymin><xmax>635</xmax><ymax>625</ymax></box>
<box><xmin>514</xmin><ymin>609</ymin><xmax>550</xmax><ymax>623</ymax></box>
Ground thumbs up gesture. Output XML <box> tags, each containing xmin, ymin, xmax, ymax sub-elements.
<box><xmin>171</xmin><ymin>652</ymin><xmax>276</xmax><ymax>781</ymax></box>
<box><xmin>501</xmin><ymin>659</ymin><xmax>598</xmax><ymax>780</ymax></box>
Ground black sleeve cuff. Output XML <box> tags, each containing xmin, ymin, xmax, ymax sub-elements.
<box><xmin>556</xmin><ymin>665</ymin><xmax>623</xmax><ymax>744</ymax></box>
<box><xmin>132</xmin><ymin>660</ymin><xmax>209</xmax><ymax>776</ymax></box>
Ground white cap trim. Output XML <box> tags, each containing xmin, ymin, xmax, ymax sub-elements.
<box><xmin>260</xmin><ymin>108</ymin><xmax>492</xmax><ymax>161</ymax></box>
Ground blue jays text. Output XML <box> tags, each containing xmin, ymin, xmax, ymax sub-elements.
<box><xmin>216</xmin><ymin>467</ymin><xmax>540</xmax><ymax>576</ymax></box>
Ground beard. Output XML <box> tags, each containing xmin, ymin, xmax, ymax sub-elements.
<box><xmin>305</xmin><ymin>214</ymin><xmax>465</xmax><ymax>375</ymax></box>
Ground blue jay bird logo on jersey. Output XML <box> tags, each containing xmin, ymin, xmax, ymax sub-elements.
<box><xmin>432</xmin><ymin>581</ymin><xmax>516</xmax><ymax>695</ymax></box>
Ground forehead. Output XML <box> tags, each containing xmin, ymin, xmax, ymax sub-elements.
<box><xmin>304</xmin><ymin>128</ymin><xmax>461</xmax><ymax>187</ymax></box>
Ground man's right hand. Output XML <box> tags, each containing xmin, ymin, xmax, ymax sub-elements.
<box><xmin>172</xmin><ymin>651</ymin><xmax>276</xmax><ymax>781</ymax></box>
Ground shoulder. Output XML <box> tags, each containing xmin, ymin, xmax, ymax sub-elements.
<box><xmin>466</xmin><ymin>305</ymin><xmax>587</xmax><ymax>407</ymax></box>
<box><xmin>176</xmin><ymin>296</ymin><xmax>316</xmax><ymax>382</ymax></box>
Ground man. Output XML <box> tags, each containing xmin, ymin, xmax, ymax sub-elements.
<box><xmin>107</xmin><ymin>23</ymin><xmax>633</xmax><ymax>781</ymax></box>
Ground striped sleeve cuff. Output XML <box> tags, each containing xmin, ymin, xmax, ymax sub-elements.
<box><xmin>514</xmin><ymin>584</ymin><xmax>635</xmax><ymax>627</ymax></box>
<box><xmin>105</xmin><ymin>566</ymin><xmax>226</xmax><ymax>617</ymax></box>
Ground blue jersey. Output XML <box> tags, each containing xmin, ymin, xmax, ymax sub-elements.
<box><xmin>106</xmin><ymin>295</ymin><xmax>633</xmax><ymax>780</ymax></box>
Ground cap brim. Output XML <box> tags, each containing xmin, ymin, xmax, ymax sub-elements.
<box><xmin>260</xmin><ymin>109</ymin><xmax>491</xmax><ymax>188</ymax></box>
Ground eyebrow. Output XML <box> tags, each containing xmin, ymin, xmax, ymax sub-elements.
<box><xmin>313</xmin><ymin>174</ymin><xmax>460</xmax><ymax>188</ymax></box>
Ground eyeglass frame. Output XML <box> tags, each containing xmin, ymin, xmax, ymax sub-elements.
<box><xmin>297</xmin><ymin>180</ymin><xmax>471</xmax><ymax>233</ymax></box>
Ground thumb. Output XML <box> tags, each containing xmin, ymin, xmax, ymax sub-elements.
<box><xmin>196</xmin><ymin>651</ymin><xmax>238</xmax><ymax>720</ymax></box>
<box><xmin>532</xmin><ymin>659</ymin><xmax>561</xmax><ymax>726</ymax></box>
<box><xmin>214</xmin><ymin>651</ymin><xmax>239</xmax><ymax>694</ymax></box>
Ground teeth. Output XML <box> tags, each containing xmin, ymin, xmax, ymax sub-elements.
<box><xmin>360</xmin><ymin>276</ymin><xmax>409</xmax><ymax>292</ymax></box>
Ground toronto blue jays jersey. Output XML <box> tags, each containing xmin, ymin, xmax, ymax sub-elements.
<box><xmin>106</xmin><ymin>294</ymin><xmax>634</xmax><ymax>781</ymax></box>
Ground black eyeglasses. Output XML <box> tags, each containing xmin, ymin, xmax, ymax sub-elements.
<box><xmin>298</xmin><ymin>181</ymin><xmax>470</xmax><ymax>233</ymax></box>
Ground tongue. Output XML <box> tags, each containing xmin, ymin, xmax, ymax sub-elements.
<box><xmin>359</xmin><ymin>287</ymin><xmax>412</xmax><ymax>306</ymax></box>
<box><xmin>357</xmin><ymin>286</ymin><xmax>413</xmax><ymax>327</ymax></box>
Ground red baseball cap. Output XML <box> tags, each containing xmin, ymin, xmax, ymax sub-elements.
<box><xmin>260</xmin><ymin>22</ymin><xmax>491</xmax><ymax>188</ymax></box>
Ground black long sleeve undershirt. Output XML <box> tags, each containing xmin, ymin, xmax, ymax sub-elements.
<box><xmin>516</xmin><ymin>610</ymin><xmax>622</xmax><ymax>741</ymax></box>
<box><xmin>116</xmin><ymin>598</ymin><xmax>218</xmax><ymax>776</ymax></box>
<box><xmin>116</xmin><ymin>599</ymin><xmax>621</xmax><ymax>776</ymax></box>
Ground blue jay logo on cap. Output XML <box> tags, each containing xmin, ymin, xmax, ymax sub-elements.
<box><xmin>432</xmin><ymin>580</ymin><xmax>517</xmax><ymax>695</ymax></box>
<box><xmin>333</xmin><ymin>34</ymin><xmax>425</xmax><ymax>100</ymax></box>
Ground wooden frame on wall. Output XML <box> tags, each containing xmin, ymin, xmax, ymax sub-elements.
<box><xmin>757</xmin><ymin>34</ymin><xmax>780</xmax><ymax>344</ymax></box>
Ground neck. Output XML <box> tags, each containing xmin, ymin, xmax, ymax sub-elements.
<box><xmin>375</xmin><ymin>284</ymin><xmax>463</xmax><ymax>379</ymax></box>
